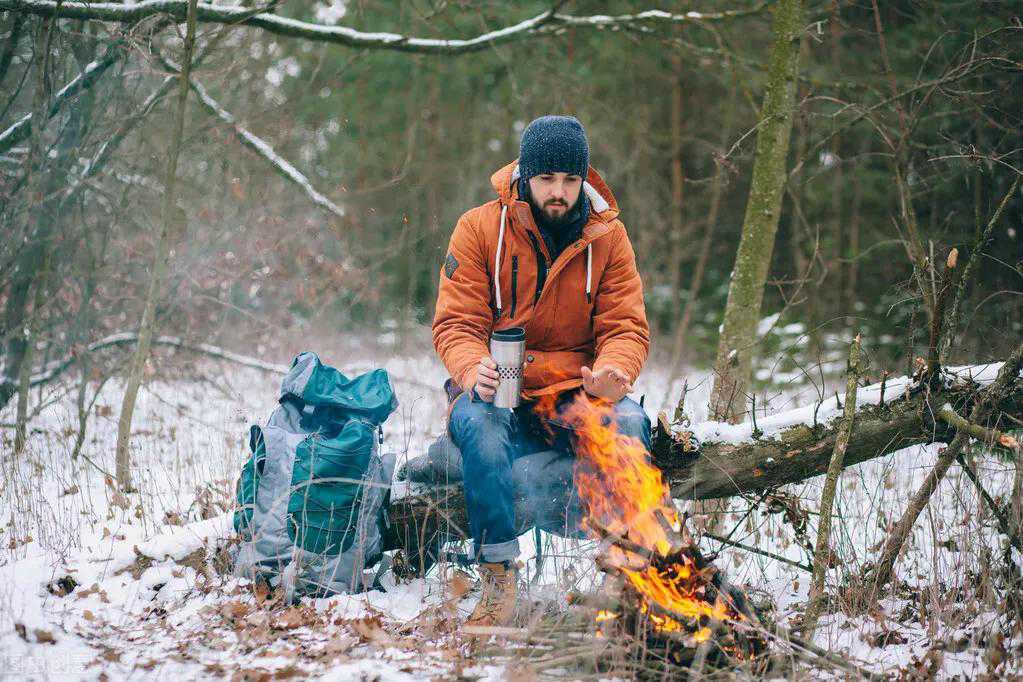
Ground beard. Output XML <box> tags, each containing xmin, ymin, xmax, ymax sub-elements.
<box><xmin>532</xmin><ymin>196</ymin><xmax>577</xmax><ymax>227</ymax></box>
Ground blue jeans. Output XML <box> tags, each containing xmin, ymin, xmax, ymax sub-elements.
<box><xmin>448</xmin><ymin>388</ymin><xmax>652</xmax><ymax>564</ymax></box>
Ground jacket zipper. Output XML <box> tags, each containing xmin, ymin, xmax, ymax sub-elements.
<box><xmin>510</xmin><ymin>255</ymin><xmax>518</xmax><ymax>318</ymax></box>
<box><xmin>526</xmin><ymin>231</ymin><xmax>547</xmax><ymax>305</ymax></box>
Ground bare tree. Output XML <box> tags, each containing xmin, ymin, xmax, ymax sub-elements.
<box><xmin>114</xmin><ymin>0</ymin><xmax>198</xmax><ymax>490</ymax></box>
<box><xmin>708</xmin><ymin>0</ymin><xmax>805</xmax><ymax>422</ymax></box>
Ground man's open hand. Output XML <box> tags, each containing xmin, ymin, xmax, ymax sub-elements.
<box><xmin>474</xmin><ymin>356</ymin><xmax>499</xmax><ymax>402</ymax></box>
<box><xmin>581</xmin><ymin>365</ymin><xmax>631</xmax><ymax>402</ymax></box>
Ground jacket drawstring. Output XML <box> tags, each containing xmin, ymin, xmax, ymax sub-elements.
<box><xmin>494</xmin><ymin>203</ymin><xmax>507</xmax><ymax>317</ymax></box>
<box><xmin>585</xmin><ymin>243</ymin><xmax>592</xmax><ymax>304</ymax></box>
<box><xmin>495</xmin><ymin>202</ymin><xmax>595</xmax><ymax>316</ymax></box>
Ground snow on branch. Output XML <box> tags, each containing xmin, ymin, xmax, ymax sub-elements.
<box><xmin>0</xmin><ymin>47</ymin><xmax>121</xmax><ymax>155</ymax></box>
<box><xmin>0</xmin><ymin>0</ymin><xmax>770</xmax><ymax>54</ymax></box>
<box><xmin>30</xmin><ymin>333</ymin><xmax>293</xmax><ymax>388</ymax></box>
<box><xmin>181</xmin><ymin>70</ymin><xmax>345</xmax><ymax>219</ymax></box>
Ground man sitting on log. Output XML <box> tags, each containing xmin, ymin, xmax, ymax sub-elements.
<box><xmin>432</xmin><ymin>115</ymin><xmax>652</xmax><ymax>626</ymax></box>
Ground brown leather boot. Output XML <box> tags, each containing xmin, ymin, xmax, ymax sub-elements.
<box><xmin>466</xmin><ymin>562</ymin><xmax>518</xmax><ymax>627</ymax></box>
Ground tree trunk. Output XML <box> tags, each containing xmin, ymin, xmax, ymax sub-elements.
<box><xmin>802</xmin><ymin>334</ymin><xmax>861</xmax><ymax>636</ymax></box>
<box><xmin>664</xmin><ymin>62</ymin><xmax>740</xmax><ymax>396</ymax></box>
<box><xmin>844</xmin><ymin>135</ymin><xmax>866</xmax><ymax>325</ymax></box>
<box><xmin>12</xmin><ymin>16</ymin><xmax>55</xmax><ymax>452</ymax></box>
<box><xmin>708</xmin><ymin>0</ymin><xmax>804</xmax><ymax>423</ymax></box>
<box><xmin>114</xmin><ymin>0</ymin><xmax>198</xmax><ymax>490</ymax></box>
<box><xmin>665</xmin><ymin>54</ymin><xmax>686</xmax><ymax>336</ymax></box>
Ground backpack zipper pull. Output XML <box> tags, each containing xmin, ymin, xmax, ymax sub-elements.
<box><xmin>378</xmin><ymin>425</ymin><xmax>384</xmax><ymax>445</ymax></box>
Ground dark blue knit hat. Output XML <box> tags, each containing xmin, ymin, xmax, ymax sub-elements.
<box><xmin>518</xmin><ymin>115</ymin><xmax>589</xmax><ymax>180</ymax></box>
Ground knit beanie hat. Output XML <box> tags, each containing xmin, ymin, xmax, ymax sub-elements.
<box><xmin>518</xmin><ymin>115</ymin><xmax>589</xmax><ymax>180</ymax></box>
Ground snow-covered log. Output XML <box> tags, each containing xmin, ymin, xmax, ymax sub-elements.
<box><xmin>657</xmin><ymin>363</ymin><xmax>1021</xmax><ymax>500</ymax></box>
<box><xmin>384</xmin><ymin>362</ymin><xmax>1023</xmax><ymax>565</ymax></box>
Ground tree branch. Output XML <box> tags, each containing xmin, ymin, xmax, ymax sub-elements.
<box><xmin>157</xmin><ymin>52</ymin><xmax>345</xmax><ymax>220</ymax></box>
<box><xmin>0</xmin><ymin>0</ymin><xmax>770</xmax><ymax>55</ymax></box>
<box><xmin>0</xmin><ymin>43</ymin><xmax>122</xmax><ymax>155</ymax></box>
<box><xmin>867</xmin><ymin>342</ymin><xmax>1023</xmax><ymax>593</ymax></box>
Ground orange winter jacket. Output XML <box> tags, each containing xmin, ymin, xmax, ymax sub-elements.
<box><xmin>432</xmin><ymin>160</ymin><xmax>650</xmax><ymax>400</ymax></box>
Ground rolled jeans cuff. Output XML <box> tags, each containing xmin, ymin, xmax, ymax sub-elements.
<box><xmin>478</xmin><ymin>538</ymin><xmax>520</xmax><ymax>564</ymax></box>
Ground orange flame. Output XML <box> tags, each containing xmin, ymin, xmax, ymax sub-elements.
<box><xmin>535</xmin><ymin>391</ymin><xmax>734</xmax><ymax>632</ymax></box>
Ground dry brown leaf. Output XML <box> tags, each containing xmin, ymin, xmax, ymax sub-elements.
<box><xmin>76</xmin><ymin>583</ymin><xmax>102</xmax><ymax>600</ymax></box>
<box><xmin>448</xmin><ymin>570</ymin><xmax>473</xmax><ymax>600</ymax></box>
<box><xmin>274</xmin><ymin>664</ymin><xmax>305</xmax><ymax>678</ymax></box>
<box><xmin>350</xmin><ymin>617</ymin><xmax>392</xmax><ymax>645</ymax></box>
<box><xmin>82</xmin><ymin>610</ymin><xmax>96</xmax><ymax>622</ymax></box>
<box><xmin>998</xmin><ymin>433</ymin><xmax>1020</xmax><ymax>451</ymax></box>
<box><xmin>221</xmin><ymin>601</ymin><xmax>252</xmax><ymax>621</ymax></box>
<box><xmin>274</xmin><ymin>606</ymin><xmax>310</xmax><ymax>630</ymax></box>
<box><xmin>33</xmin><ymin>628</ymin><xmax>56</xmax><ymax>644</ymax></box>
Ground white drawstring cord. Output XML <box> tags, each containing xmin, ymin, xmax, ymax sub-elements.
<box><xmin>585</xmin><ymin>243</ymin><xmax>593</xmax><ymax>303</ymax></box>
<box><xmin>494</xmin><ymin>203</ymin><xmax>508</xmax><ymax>317</ymax></box>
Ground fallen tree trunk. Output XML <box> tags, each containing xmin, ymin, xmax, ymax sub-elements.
<box><xmin>385</xmin><ymin>363</ymin><xmax>1022</xmax><ymax>567</ymax></box>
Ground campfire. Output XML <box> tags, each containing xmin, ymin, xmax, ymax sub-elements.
<box><xmin>537</xmin><ymin>392</ymin><xmax>767</xmax><ymax>669</ymax></box>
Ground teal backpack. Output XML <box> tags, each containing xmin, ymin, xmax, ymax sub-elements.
<box><xmin>232</xmin><ymin>351</ymin><xmax>398</xmax><ymax>599</ymax></box>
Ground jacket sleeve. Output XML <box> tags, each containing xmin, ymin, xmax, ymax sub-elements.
<box><xmin>591</xmin><ymin>225</ymin><xmax>650</xmax><ymax>383</ymax></box>
<box><xmin>432</xmin><ymin>210</ymin><xmax>493</xmax><ymax>391</ymax></box>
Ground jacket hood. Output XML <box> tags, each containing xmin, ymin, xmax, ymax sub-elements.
<box><xmin>489</xmin><ymin>159</ymin><xmax>620</xmax><ymax>222</ymax></box>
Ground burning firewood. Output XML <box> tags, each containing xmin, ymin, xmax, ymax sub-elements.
<box><xmin>534</xmin><ymin>392</ymin><xmax>768</xmax><ymax>672</ymax></box>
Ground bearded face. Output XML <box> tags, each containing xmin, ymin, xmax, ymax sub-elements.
<box><xmin>528</xmin><ymin>172</ymin><xmax>584</xmax><ymax>226</ymax></box>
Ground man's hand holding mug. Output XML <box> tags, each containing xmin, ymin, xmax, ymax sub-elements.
<box><xmin>474</xmin><ymin>356</ymin><xmax>500</xmax><ymax>402</ymax></box>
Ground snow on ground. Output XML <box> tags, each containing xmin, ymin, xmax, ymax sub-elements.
<box><xmin>1</xmin><ymin>333</ymin><xmax>1020</xmax><ymax>679</ymax></box>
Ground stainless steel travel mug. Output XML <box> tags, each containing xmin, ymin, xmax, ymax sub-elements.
<box><xmin>490</xmin><ymin>327</ymin><xmax>525</xmax><ymax>408</ymax></box>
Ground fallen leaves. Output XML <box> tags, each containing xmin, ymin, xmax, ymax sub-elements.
<box><xmin>447</xmin><ymin>570</ymin><xmax>473</xmax><ymax>601</ymax></box>
<box><xmin>14</xmin><ymin>623</ymin><xmax>56</xmax><ymax>644</ymax></box>
<box><xmin>349</xmin><ymin>616</ymin><xmax>394</xmax><ymax>646</ymax></box>
<box><xmin>76</xmin><ymin>583</ymin><xmax>111</xmax><ymax>604</ymax></box>
<box><xmin>220</xmin><ymin>600</ymin><xmax>253</xmax><ymax>622</ymax></box>
<box><xmin>273</xmin><ymin>606</ymin><xmax>315</xmax><ymax>631</ymax></box>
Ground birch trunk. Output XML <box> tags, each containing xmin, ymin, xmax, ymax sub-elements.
<box><xmin>114</xmin><ymin>0</ymin><xmax>198</xmax><ymax>490</ymax></box>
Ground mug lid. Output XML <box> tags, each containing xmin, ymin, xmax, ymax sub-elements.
<box><xmin>491</xmin><ymin>326</ymin><xmax>525</xmax><ymax>342</ymax></box>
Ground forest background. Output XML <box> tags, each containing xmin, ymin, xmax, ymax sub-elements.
<box><xmin>2</xmin><ymin>0</ymin><xmax>1020</xmax><ymax>413</ymax></box>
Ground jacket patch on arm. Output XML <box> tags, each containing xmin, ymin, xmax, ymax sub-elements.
<box><xmin>444</xmin><ymin>252</ymin><xmax>459</xmax><ymax>279</ymax></box>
